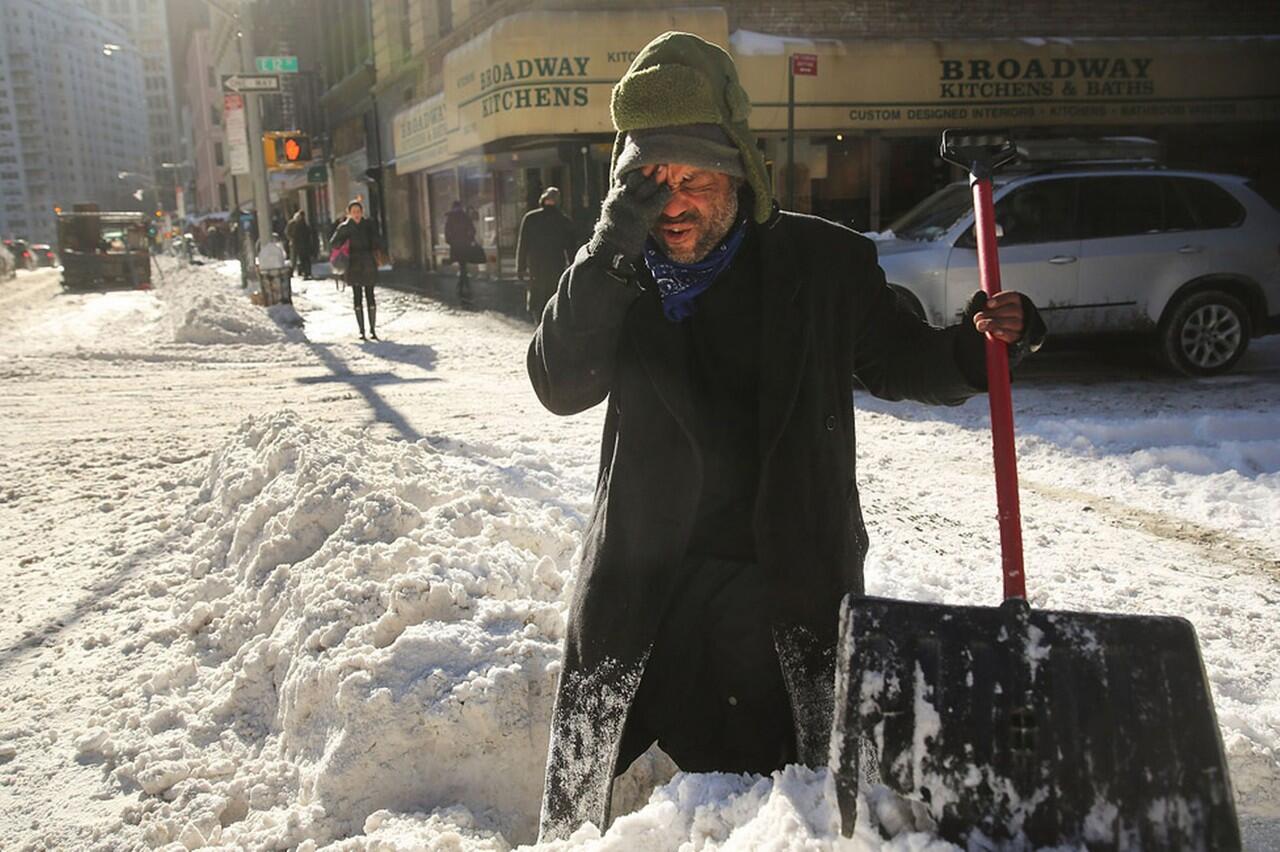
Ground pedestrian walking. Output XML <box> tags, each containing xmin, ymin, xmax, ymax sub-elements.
<box><xmin>330</xmin><ymin>200</ymin><xmax>386</xmax><ymax>340</ymax></box>
<box><xmin>444</xmin><ymin>200</ymin><xmax>477</xmax><ymax>298</ymax></box>
<box><xmin>527</xmin><ymin>32</ymin><xmax>1047</xmax><ymax>842</ymax></box>
<box><xmin>285</xmin><ymin>210</ymin><xmax>315</xmax><ymax>280</ymax></box>
<box><xmin>516</xmin><ymin>186</ymin><xmax>576</xmax><ymax>321</ymax></box>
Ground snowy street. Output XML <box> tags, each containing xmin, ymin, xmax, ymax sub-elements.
<box><xmin>1</xmin><ymin>260</ymin><xmax>1278</xmax><ymax>850</ymax></box>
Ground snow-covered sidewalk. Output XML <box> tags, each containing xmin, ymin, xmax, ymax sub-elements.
<box><xmin>1</xmin><ymin>260</ymin><xmax>1277</xmax><ymax>850</ymax></box>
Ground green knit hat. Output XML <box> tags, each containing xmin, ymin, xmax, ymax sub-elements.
<box><xmin>609</xmin><ymin>31</ymin><xmax>773</xmax><ymax>224</ymax></box>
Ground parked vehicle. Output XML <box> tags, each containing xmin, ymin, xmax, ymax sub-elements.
<box><xmin>873</xmin><ymin>167</ymin><xmax>1280</xmax><ymax>375</ymax></box>
<box><xmin>0</xmin><ymin>243</ymin><xmax>14</xmax><ymax>279</ymax></box>
<box><xmin>56</xmin><ymin>206</ymin><xmax>151</xmax><ymax>290</ymax></box>
<box><xmin>3</xmin><ymin>238</ymin><xmax>35</xmax><ymax>271</ymax></box>
<box><xmin>30</xmin><ymin>243</ymin><xmax>57</xmax><ymax>267</ymax></box>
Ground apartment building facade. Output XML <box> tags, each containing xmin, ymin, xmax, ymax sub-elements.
<box><xmin>80</xmin><ymin>0</ymin><xmax>183</xmax><ymax>210</ymax></box>
<box><xmin>0</xmin><ymin>0</ymin><xmax>149</xmax><ymax>244</ymax></box>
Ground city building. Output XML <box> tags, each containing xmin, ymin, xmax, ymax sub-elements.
<box><xmin>380</xmin><ymin>0</ymin><xmax>1280</xmax><ymax>277</ymax></box>
<box><xmin>0</xmin><ymin>0</ymin><xmax>150</xmax><ymax>244</ymax></box>
<box><xmin>316</xmin><ymin>0</ymin><xmax>376</xmax><ymax>238</ymax></box>
<box><xmin>184</xmin><ymin>28</ymin><xmax>227</xmax><ymax>216</ymax></box>
<box><xmin>80</xmin><ymin>0</ymin><xmax>183</xmax><ymax>211</ymax></box>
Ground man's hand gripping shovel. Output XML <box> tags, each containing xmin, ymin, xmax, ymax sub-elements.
<box><xmin>828</xmin><ymin>131</ymin><xmax>1241</xmax><ymax>850</ymax></box>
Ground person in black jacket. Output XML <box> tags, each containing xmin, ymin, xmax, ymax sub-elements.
<box><xmin>330</xmin><ymin>200</ymin><xmax>385</xmax><ymax>340</ymax></box>
<box><xmin>285</xmin><ymin>210</ymin><xmax>315</xmax><ymax>280</ymax></box>
<box><xmin>516</xmin><ymin>187</ymin><xmax>576</xmax><ymax>320</ymax></box>
<box><xmin>444</xmin><ymin>200</ymin><xmax>476</xmax><ymax>297</ymax></box>
<box><xmin>527</xmin><ymin>33</ymin><xmax>1046</xmax><ymax>842</ymax></box>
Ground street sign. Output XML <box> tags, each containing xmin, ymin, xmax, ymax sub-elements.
<box><xmin>306</xmin><ymin>165</ymin><xmax>328</xmax><ymax>184</ymax></box>
<box><xmin>791</xmin><ymin>53</ymin><xmax>818</xmax><ymax>76</ymax></box>
<box><xmin>221</xmin><ymin>73</ymin><xmax>281</xmax><ymax>93</ymax></box>
<box><xmin>255</xmin><ymin>56</ymin><xmax>298</xmax><ymax>74</ymax></box>
<box><xmin>223</xmin><ymin>94</ymin><xmax>251</xmax><ymax>175</ymax></box>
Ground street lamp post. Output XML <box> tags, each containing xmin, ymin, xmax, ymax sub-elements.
<box><xmin>159</xmin><ymin>161</ymin><xmax>191</xmax><ymax>222</ymax></box>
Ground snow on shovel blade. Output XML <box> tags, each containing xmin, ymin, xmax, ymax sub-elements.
<box><xmin>830</xmin><ymin>594</ymin><xmax>1241</xmax><ymax>851</ymax></box>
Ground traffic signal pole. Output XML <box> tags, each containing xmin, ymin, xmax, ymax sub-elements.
<box><xmin>236</xmin><ymin>2</ymin><xmax>272</xmax><ymax>253</ymax></box>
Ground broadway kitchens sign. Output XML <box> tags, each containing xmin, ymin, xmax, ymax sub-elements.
<box><xmin>736</xmin><ymin>38</ymin><xmax>1280</xmax><ymax>131</ymax></box>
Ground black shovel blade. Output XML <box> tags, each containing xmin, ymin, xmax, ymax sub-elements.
<box><xmin>831</xmin><ymin>595</ymin><xmax>1240</xmax><ymax>851</ymax></box>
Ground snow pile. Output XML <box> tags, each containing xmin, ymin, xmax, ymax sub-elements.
<box><xmin>96</xmin><ymin>411</ymin><xmax>583</xmax><ymax>848</ymax></box>
<box><xmin>160</xmin><ymin>264</ymin><xmax>302</xmax><ymax>345</ymax></box>
<box><xmin>81</xmin><ymin>411</ymin><xmax>958</xmax><ymax>850</ymax></box>
<box><xmin>1022</xmin><ymin>411</ymin><xmax>1280</xmax><ymax>477</ymax></box>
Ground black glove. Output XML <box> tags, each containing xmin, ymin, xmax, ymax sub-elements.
<box><xmin>963</xmin><ymin>289</ymin><xmax>1048</xmax><ymax>365</ymax></box>
<box><xmin>587</xmin><ymin>169</ymin><xmax>672</xmax><ymax>266</ymax></box>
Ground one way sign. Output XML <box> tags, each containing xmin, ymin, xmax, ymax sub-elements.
<box><xmin>221</xmin><ymin>73</ymin><xmax>280</xmax><ymax>93</ymax></box>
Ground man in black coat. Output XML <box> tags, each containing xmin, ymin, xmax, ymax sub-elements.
<box><xmin>527</xmin><ymin>33</ymin><xmax>1045</xmax><ymax>842</ymax></box>
<box><xmin>516</xmin><ymin>186</ymin><xmax>577</xmax><ymax>321</ymax></box>
<box><xmin>444</xmin><ymin>200</ymin><xmax>476</xmax><ymax>297</ymax></box>
<box><xmin>285</xmin><ymin>210</ymin><xmax>315</xmax><ymax>279</ymax></box>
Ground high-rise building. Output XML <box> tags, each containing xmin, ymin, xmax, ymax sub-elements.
<box><xmin>0</xmin><ymin>0</ymin><xmax>150</xmax><ymax>244</ymax></box>
<box><xmin>80</xmin><ymin>0</ymin><xmax>182</xmax><ymax>208</ymax></box>
<box><xmin>184</xmin><ymin>29</ymin><xmax>226</xmax><ymax>215</ymax></box>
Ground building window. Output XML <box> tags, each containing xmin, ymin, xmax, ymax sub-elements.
<box><xmin>437</xmin><ymin>0</ymin><xmax>451</xmax><ymax>36</ymax></box>
<box><xmin>400</xmin><ymin>0</ymin><xmax>412</xmax><ymax>59</ymax></box>
<box><xmin>218</xmin><ymin>182</ymin><xmax>228</xmax><ymax>210</ymax></box>
<box><xmin>210</xmin><ymin>105</ymin><xmax>219</xmax><ymax>126</ymax></box>
<box><xmin>214</xmin><ymin>142</ymin><xmax>223</xmax><ymax>166</ymax></box>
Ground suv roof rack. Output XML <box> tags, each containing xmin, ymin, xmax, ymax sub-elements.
<box><xmin>1008</xmin><ymin>136</ymin><xmax>1163</xmax><ymax>172</ymax></box>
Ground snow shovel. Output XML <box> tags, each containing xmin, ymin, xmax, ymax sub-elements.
<box><xmin>830</xmin><ymin>130</ymin><xmax>1241</xmax><ymax>850</ymax></box>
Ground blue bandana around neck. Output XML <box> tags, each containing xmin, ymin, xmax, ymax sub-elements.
<box><xmin>643</xmin><ymin>217</ymin><xmax>749</xmax><ymax>323</ymax></box>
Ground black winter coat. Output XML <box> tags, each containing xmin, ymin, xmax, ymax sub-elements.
<box><xmin>330</xmin><ymin>218</ymin><xmax>382</xmax><ymax>286</ymax></box>
<box><xmin>516</xmin><ymin>206</ymin><xmax>576</xmax><ymax>281</ymax></box>
<box><xmin>285</xmin><ymin>217</ymin><xmax>314</xmax><ymax>258</ymax></box>
<box><xmin>527</xmin><ymin>209</ymin><xmax>993</xmax><ymax>841</ymax></box>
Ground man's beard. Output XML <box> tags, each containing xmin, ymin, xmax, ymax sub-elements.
<box><xmin>653</xmin><ymin>189</ymin><xmax>739</xmax><ymax>263</ymax></box>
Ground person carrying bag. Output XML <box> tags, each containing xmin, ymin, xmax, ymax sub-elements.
<box><xmin>330</xmin><ymin>200</ymin><xmax>386</xmax><ymax>340</ymax></box>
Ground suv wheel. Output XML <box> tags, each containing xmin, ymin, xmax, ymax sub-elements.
<box><xmin>1160</xmin><ymin>289</ymin><xmax>1250</xmax><ymax>376</ymax></box>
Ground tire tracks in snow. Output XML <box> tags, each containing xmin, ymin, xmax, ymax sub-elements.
<box><xmin>1022</xmin><ymin>479</ymin><xmax>1280</xmax><ymax>586</ymax></box>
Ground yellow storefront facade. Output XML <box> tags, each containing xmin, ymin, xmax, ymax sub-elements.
<box><xmin>391</xmin><ymin>7</ymin><xmax>1280</xmax><ymax>272</ymax></box>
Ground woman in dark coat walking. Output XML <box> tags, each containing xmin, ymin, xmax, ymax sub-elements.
<box><xmin>330</xmin><ymin>200</ymin><xmax>385</xmax><ymax>340</ymax></box>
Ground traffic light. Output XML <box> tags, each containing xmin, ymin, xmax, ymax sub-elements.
<box><xmin>283</xmin><ymin>135</ymin><xmax>308</xmax><ymax>163</ymax></box>
<box><xmin>263</xmin><ymin>132</ymin><xmax>311</xmax><ymax>169</ymax></box>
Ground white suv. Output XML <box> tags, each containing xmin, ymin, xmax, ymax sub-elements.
<box><xmin>873</xmin><ymin>168</ymin><xmax>1280</xmax><ymax>375</ymax></box>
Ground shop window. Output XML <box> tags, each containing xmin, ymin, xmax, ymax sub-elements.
<box><xmin>427</xmin><ymin>169</ymin><xmax>459</xmax><ymax>264</ymax></box>
<box><xmin>460</xmin><ymin>164</ymin><xmax>495</xmax><ymax>251</ymax></box>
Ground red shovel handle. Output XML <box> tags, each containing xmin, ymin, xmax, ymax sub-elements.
<box><xmin>971</xmin><ymin>177</ymin><xmax>1026</xmax><ymax>601</ymax></box>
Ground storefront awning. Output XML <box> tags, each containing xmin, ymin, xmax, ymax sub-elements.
<box><xmin>393</xmin><ymin>7</ymin><xmax>730</xmax><ymax>175</ymax></box>
<box><xmin>392</xmin><ymin>15</ymin><xmax>1280</xmax><ymax>177</ymax></box>
<box><xmin>733</xmin><ymin>34</ymin><xmax>1280</xmax><ymax>132</ymax></box>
